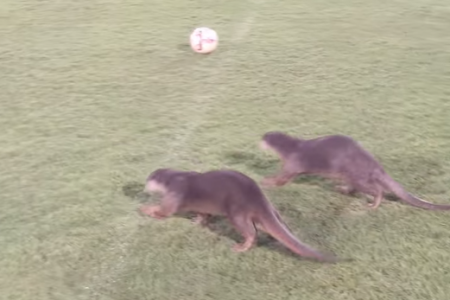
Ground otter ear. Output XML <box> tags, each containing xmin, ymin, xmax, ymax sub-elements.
<box><xmin>146</xmin><ymin>173</ymin><xmax>155</xmax><ymax>182</ymax></box>
<box><xmin>146</xmin><ymin>168</ymin><xmax>165</xmax><ymax>181</ymax></box>
<box><xmin>261</xmin><ymin>131</ymin><xmax>276</xmax><ymax>140</ymax></box>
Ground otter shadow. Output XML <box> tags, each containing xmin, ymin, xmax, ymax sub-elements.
<box><xmin>136</xmin><ymin>198</ymin><xmax>339</xmax><ymax>261</ymax></box>
<box><xmin>292</xmin><ymin>175</ymin><xmax>334</xmax><ymax>188</ymax></box>
<box><xmin>122</xmin><ymin>181</ymin><xmax>150</xmax><ymax>203</ymax></box>
<box><xmin>177</xmin><ymin>202</ymin><xmax>338</xmax><ymax>261</ymax></box>
<box><xmin>224</xmin><ymin>150</ymin><xmax>338</xmax><ymax>191</ymax></box>
<box><xmin>199</xmin><ymin>216</ymin><xmax>291</xmax><ymax>255</ymax></box>
<box><xmin>223</xmin><ymin>150</ymin><xmax>279</xmax><ymax>175</ymax></box>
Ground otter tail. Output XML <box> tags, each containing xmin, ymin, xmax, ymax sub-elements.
<box><xmin>257</xmin><ymin>206</ymin><xmax>338</xmax><ymax>263</ymax></box>
<box><xmin>380</xmin><ymin>174</ymin><xmax>450</xmax><ymax>211</ymax></box>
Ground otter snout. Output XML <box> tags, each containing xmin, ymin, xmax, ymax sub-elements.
<box><xmin>144</xmin><ymin>179</ymin><xmax>167</xmax><ymax>194</ymax></box>
<box><xmin>259</xmin><ymin>140</ymin><xmax>270</xmax><ymax>151</ymax></box>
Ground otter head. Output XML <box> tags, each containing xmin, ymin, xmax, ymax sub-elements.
<box><xmin>260</xmin><ymin>131</ymin><xmax>290</xmax><ymax>150</ymax></box>
<box><xmin>144</xmin><ymin>168</ymin><xmax>174</xmax><ymax>194</ymax></box>
<box><xmin>260</xmin><ymin>131</ymin><xmax>301</xmax><ymax>155</ymax></box>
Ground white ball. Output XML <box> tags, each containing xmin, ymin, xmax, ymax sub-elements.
<box><xmin>189</xmin><ymin>27</ymin><xmax>219</xmax><ymax>54</ymax></box>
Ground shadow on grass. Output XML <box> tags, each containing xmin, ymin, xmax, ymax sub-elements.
<box><xmin>223</xmin><ymin>150</ymin><xmax>278</xmax><ymax>176</ymax></box>
<box><xmin>176</xmin><ymin>43</ymin><xmax>190</xmax><ymax>52</ymax></box>
<box><xmin>177</xmin><ymin>42</ymin><xmax>234</xmax><ymax>54</ymax></box>
<box><xmin>223</xmin><ymin>150</ymin><xmax>339</xmax><ymax>192</ymax></box>
<box><xmin>122</xmin><ymin>181</ymin><xmax>150</xmax><ymax>203</ymax></box>
<box><xmin>175</xmin><ymin>203</ymin><xmax>342</xmax><ymax>262</ymax></box>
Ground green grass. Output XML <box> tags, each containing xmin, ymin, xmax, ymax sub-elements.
<box><xmin>1</xmin><ymin>0</ymin><xmax>450</xmax><ymax>299</ymax></box>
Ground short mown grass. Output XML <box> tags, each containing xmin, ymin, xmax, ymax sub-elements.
<box><xmin>1</xmin><ymin>0</ymin><xmax>450</xmax><ymax>299</ymax></box>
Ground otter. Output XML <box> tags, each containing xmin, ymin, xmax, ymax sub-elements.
<box><xmin>259</xmin><ymin>131</ymin><xmax>450</xmax><ymax>210</ymax></box>
<box><xmin>140</xmin><ymin>168</ymin><xmax>338</xmax><ymax>263</ymax></box>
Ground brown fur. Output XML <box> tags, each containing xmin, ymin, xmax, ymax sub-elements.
<box><xmin>140</xmin><ymin>168</ymin><xmax>338</xmax><ymax>263</ymax></box>
<box><xmin>260</xmin><ymin>131</ymin><xmax>450</xmax><ymax>211</ymax></box>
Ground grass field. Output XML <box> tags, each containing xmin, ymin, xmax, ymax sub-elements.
<box><xmin>1</xmin><ymin>0</ymin><xmax>450</xmax><ymax>299</ymax></box>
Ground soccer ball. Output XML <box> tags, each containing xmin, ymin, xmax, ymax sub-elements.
<box><xmin>189</xmin><ymin>27</ymin><xmax>218</xmax><ymax>54</ymax></box>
